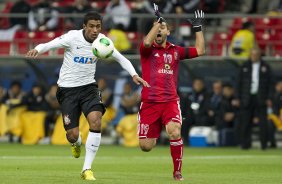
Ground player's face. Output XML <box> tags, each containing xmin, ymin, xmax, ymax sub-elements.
<box><xmin>155</xmin><ymin>22</ymin><xmax>170</xmax><ymax>45</ymax></box>
<box><xmin>83</xmin><ymin>20</ymin><xmax>102</xmax><ymax>42</ymax></box>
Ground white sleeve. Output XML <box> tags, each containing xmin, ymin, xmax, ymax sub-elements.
<box><xmin>111</xmin><ymin>48</ymin><xmax>138</xmax><ymax>77</ymax></box>
<box><xmin>34</xmin><ymin>32</ymin><xmax>71</xmax><ymax>54</ymax></box>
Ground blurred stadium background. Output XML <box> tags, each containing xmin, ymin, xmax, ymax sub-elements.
<box><xmin>0</xmin><ymin>0</ymin><xmax>282</xmax><ymax>183</ymax></box>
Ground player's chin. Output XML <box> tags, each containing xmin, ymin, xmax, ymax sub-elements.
<box><xmin>155</xmin><ymin>38</ymin><xmax>163</xmax><ymax>45</ymax></box>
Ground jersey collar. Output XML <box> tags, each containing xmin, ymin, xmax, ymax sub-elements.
<box><xmin>152</xmin><ymin>41</ymin><xmax>174</xmax><ymax>49</ymax></box>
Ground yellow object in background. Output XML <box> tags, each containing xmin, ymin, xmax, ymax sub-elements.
<box><xmin>116</xmin><ymin>114</ymin><xmax>139</xmax><ymax>147</ymax></box>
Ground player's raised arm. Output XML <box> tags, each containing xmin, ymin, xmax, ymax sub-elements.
<box><xmin>143</xmin><ymin>3</ymin><xmax>165</xmax><ymax>48</ymax></box>
<box><xmin>111</xmin><ymin>49</ymin><xmax>150</xmax><ymax>87</ymax></box>
<box><xmin>188</xmin><ymin>10</ymin><xmax>205</xmax><ymax>56</ymax></box>
<box><xmin>26</xmin><ymin>32</ymin><xmax>70</xmax><ymax>59</ymax></box>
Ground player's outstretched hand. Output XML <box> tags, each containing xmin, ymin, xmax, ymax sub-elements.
<box><xmin>133</xmin><ymin>75</ymin><xmax>150</xmax><ymax>87</ymax></box>
<box><xmin>26</xmin><ymin>49</ymin><xmax>39</xmax><ymax>58</ymax></box>
<box><xmin>187</xmin><ymin>10</ymin><xmax>205</xmax><ymax>32</ymax></box>
<box><xmin>153</xmin><ymin>3</ymin><xmax>165</xmax><ymax>23</ymax></box>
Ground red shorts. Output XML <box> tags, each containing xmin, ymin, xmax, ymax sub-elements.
<box><xmin>138</xmin><ymin>101</ymin><xmax>182</xmax><ymax>139</ymax></box>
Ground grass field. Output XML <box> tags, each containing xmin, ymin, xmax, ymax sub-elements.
<box><xmin>0</xmin><ymin>144</ymin><xmax>282</xmax><ymax>184</ymax></box>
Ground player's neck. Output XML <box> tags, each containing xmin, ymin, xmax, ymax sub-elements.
<box><xmin>82</xmin><ymin>30</ymin><xmax>93</xmax><ymax>43</ymax></box>
<box><xmin>154</xmin><ymin>41</ymin><xmax>167</xmax><ymax>48</ymax></box>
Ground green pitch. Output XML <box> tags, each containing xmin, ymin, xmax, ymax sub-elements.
<box><xmin>0</xmin><ymin>144</ymin><xmax>282</xmax><ymax>184</ymax></box>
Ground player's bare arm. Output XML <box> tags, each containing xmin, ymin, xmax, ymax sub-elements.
<box><xmin>144</xmin><ymin>23</ymin><xmax>161</xmax><ymax>48</ymax></box>
<box><xmin>143</xmin><ymin>3</ymin><xmax>164</xmax><ymax>48</ymax></box>
<box><xmin>188</xmin><ymin>10</ymin><xmax>206</xmax><ymax>56</ymax></box>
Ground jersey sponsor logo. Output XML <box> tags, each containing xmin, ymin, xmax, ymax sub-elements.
<box><xmin>164</xmin><ymin>64</ymin><xmax>170</xmax><ymax>69</ymax></box>
<box><xmin>158</xmin><ymin>68</ymin><xmax>173</xmax><ymax>74</ymax></box>
<box><xmin>73</xmin><ymin>56</ymin><xmax>97</xmax><ymax>64</ymax></box>
<box><xmin>154</xmin><ymin>53</ymin><xmax>160</xmax><ymax>57</ymax></box>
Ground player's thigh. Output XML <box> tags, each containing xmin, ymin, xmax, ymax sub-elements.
<box><xmin>80</xmin><ymin>84</ymin><xmax>106</xmax><ymax>127</ymax></box>
<box><xmin>138</xmin><ymin>102</ymin><xmax>162</xmax><ymax>139</ymax></box>
<box><xmin>56</xmin><ymin>87</ymin><xmax>81</xmax><ymax>130</ymax></box>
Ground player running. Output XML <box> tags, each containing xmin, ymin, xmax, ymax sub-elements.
<box><xmin>138</xmin><ymin>4</ymin><xmax>205</xmax><ymax>181</ymax></box>
<box><xmin>26</xmin><ymin>11</ymin><xmax>149</xmax><ymax>181</ymax></box>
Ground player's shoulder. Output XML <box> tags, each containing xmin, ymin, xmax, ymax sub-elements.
<box><xmin>65</xmin><ymin>29</ymin><xmax>82</xmax><ymax>37</ymax></box>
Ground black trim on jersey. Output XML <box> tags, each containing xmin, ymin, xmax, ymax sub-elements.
<box><xmin>185</xmin><ymin>48</ymin><xmax>189</xmax><ymax>58</ymax></box>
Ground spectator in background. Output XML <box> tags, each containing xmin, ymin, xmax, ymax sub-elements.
<box><xmin>108</xmin><ymin>24</ymin><xmax>131</xmax><ymax>54</ymax></box>
<box><xmin>39</xmin><ymin>84</ymin><xmax>60</xmax><ymax>144</ymax></box>
<box><xmin>111</xmin><ymin>82</ymin><xmax>140</xmax><ymax>128</ymax></box>
<box><xmin>171</xmin><ymin>0</ymin><xmax>200</xmax><ymax>13</ymax></box>
<box><xmin>22</xmin><ymin>84</ymin><xmax>48</xmax><ymax>111</ymax></box>
<box><xmin>229</xmin><ymin>21</ymin><xmax>257</xmax><ymax>60</ymax></box>
<box><xmin>128</xmin><ymin>0</ymin><xmax>148</xmax><ymax>32</ymax></box>
<box><xmin>0</xmin><ymin>85</ymin><xmax>6</xmax><ymax>103</ymax></box>
<box><xmin>28</xmin><ymin>0</ymin><xmax>59</xmax><ymax>31</ymax></box>
<box><xmin>235</xmin><ymin>48</ymin><xmax>273</xmax><ymax>150</ymax></box>
<box><xmin>268</xmin><ymin>81</ymin><xmax>282</xmax><ymax>147</ymax></box>
<box><xmin>9</xmin><ymin>0</ymin><xmax>31</xmax><ymax>29</ymax></box>
<box><xmin>98</xmin><ymin>78</ymin><xmax>113</xmax><ymax>108</ymax></box>
<box><xmin>1</xmin><ymin>81</ymin><xmax>25</xmax><ymax>108</ymax></box>
<box><xmin>182</xmin><ymin>78</ymin><xmax>210</xmax><ymax>144</ymax></box>
<box><xmin>1</xmin><ymin>81</ymin><xmax>25</xmax><ymax>142</ymax></box>
<box><xmin>104</xmin><ymin>0</ymin><xmax>131</xmax><ymax>31</ymax></box>
<box><xmin>241</xmin><ymin>0</ymin><xmax>269</xmax><ymax>14</ymax></box>
<box><xmin>97</xmin><ymin>78</ymin><xmax>115</xmax><ymax>131</ymax></box>
<box><xmin>217</xmin><ymin>83</ymin><xmax>238</xmax><ymax>146</ymax></box>
<box><xmin>65</xmin><ymin>0</ymin><xmax>92</xmax><ymax>30</ymax></box>
<box><xmin>120</xmin><ymin>82</ymin><xmax>140</xmax><ymax>115</ymax></box>
<box><xmin>208</xmin><ymin>80</ymin><xmax>222</xmax><ymax>126</ymax></box>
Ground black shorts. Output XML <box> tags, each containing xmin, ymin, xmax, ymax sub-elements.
<box><xmin>56</xmin><ymin>83</ymin><xmax>106</xmax><ymax>130</ymax></box>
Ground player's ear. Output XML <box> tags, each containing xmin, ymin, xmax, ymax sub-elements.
<box><xmin>167</xmin><ymin>30</ymin><xmax>170</xmax><ymax>36</ymax></box>
<box><xmin>83</xmin><ymin>24</ymin><xmax>86</xmax><ymax>30</ymax></box>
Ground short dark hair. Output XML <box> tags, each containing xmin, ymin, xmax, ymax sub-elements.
<box><xmin>242</xmin><ymin>21</ymin><xmax>254</xmax><ymax>29</ymax></box>
<box><xmin>83</xmin><ymin>11</ymin><xmax>102</xmax><ymax>25</ymax></box>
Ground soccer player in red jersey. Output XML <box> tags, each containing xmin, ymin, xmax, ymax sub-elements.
<box><xmin>138</xmin><ymin>4</ymin><xmax>205</xmax><ymax>181</ymax></box>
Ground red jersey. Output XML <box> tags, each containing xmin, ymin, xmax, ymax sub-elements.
<box><xmin>140</xmin><ymin>41</ymin><xmax>198</xmax><ymax>102</ymax></box>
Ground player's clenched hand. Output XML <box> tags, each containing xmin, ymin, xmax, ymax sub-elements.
<box><xmin>187</xmin><ymin>10</ymin><xmax>205</xmax><ymax>32</ymax></box>
<box><xmin>26</xmin><ymin>49</ymin><xmax>39</xmax><ymax>58</ymax></box>
<box><xmin>132</xmin><ymin>75</ymin><xmax>150</xmax><ymax>87</ymax></box>
<box><xmin>153</xmin><ymin>3</ymin><xmax>165</xmax><ymax>23</ymax></box>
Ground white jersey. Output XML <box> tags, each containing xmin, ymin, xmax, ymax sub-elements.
<box><xmin>35</xmin><ymin>29</ymin><xmax>137</xmax><ymax>87</ymax></box>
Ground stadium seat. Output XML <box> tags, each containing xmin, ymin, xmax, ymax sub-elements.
<box><xmin>273</xmin><ymin>44</ymin><xmax>282</xmax><ymax>57</ymax></box>
<box><xmin>0</xmin><ymin>41</ymin><xmax>11</xmax><ymax>55</ymax></box>
<box><xmin>232</xmin><ymin>17</ymin><xmax>252</xmax><ymax>29</ymax></box>
<box><xmin>253</xmin><ymin>18</ymin><xmax>277</xmax><ymax>28</ymax></box>
<box><xmin>0</xmin><ymin>2</ymin><xmax>14</xmax><ymax>29</ymax></box>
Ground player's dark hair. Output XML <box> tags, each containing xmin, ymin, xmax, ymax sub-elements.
<box><xmin>83</xmin><ymin>11</ymin><xmax>102</xmax><ymax>25</ymax></box>
<box><xmin>242</xmin><ymin>21</ymin><xmax>254</xmax><ymax>29</ymax></box>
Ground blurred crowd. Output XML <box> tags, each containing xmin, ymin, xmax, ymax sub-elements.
<box><xmin>1</xmin><ymin>52</ymin><xmax>282</xmax><ymax>149</ymax></box>
<box><xmin>1</xmin><ymin>0</ymin><xmax>282</xmax><ymax>56</ymax></box>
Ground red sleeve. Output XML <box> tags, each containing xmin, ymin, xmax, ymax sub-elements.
<box><xmin>177</xmin><ymin>46</ymin><xmax>198</xmax><ymax>60</ymax></box>
<box><xmin>139</xmin><ymin>41</ymin><xmax>153</xmax><ymax>56</ymax></box>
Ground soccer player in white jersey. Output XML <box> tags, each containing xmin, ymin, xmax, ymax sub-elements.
<box><xmin>26</xmin><ymin>11</ymin><xmax>149</xmax><ymax>181</ymax></box>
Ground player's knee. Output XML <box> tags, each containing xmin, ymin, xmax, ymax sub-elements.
<box><xmin>66</xmin><ymin>129</ymin><xmax>79</xmax><ymax>143</ymax></box>
<box><xmin>167</xmin><ymin>129</ymin><xmax>181</xmax><ymax>140</ymax></box>
<box><xmin>140</xmin><ymin>144</ymin><xmax>153</xmax><ymax>152</ymax></box>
